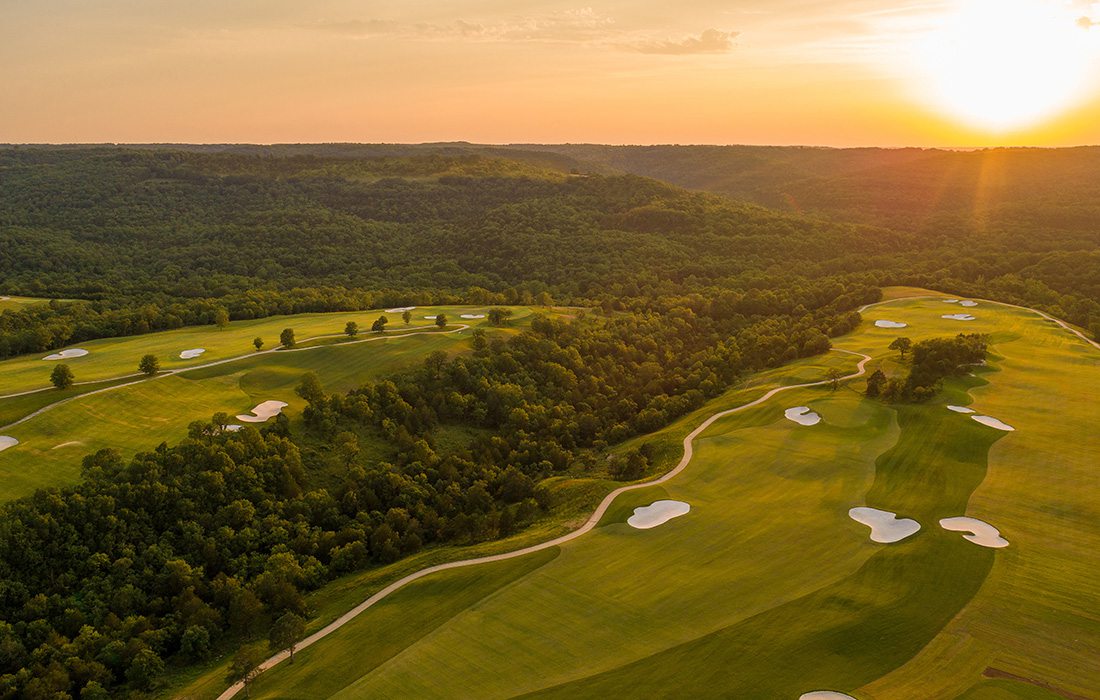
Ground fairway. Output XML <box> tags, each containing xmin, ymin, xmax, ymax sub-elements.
<box><xmin>0</xmin><ymin>306</ymin><xmax>556</xmax><ymax>501</ymax></box>
<box><xmin>238</xmin><ymin>293</ymin><xmax>1100</xmax><ymax>700</ymax></box>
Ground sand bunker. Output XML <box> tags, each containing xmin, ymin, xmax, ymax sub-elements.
<box><xmin>849</xmin><ymin>507</ymin><xmax>921</xmax><ymax>543</ymax></box>
<box><xmin>785</xmin><ymin>406</ymin><xmax>821</xmax><ymax>426</ymax></box>
<box><xmin>226</xmin><ymin>424</ymin><xmax>244</xmax><ymax>432</ymax></box>
<box><xmin>971</xmin><ymin>415</ymin><xmax>1015</xmax><ymax>431</ymax></box>
<box><xmin>385</xmin><ymin>306</ymin><xmax>416</xmax><ymax>313</ymax></box>
<box><xmin>940</xmin><ymin>517</ymin><xmax>1009</xmax><ymax>548</ymax></box>
<box><xmin>942</xmin><ymin>313</ymin><xmax>976</xmax><ymax>321</ymax></box>
<box><xmin>236</xmin><ymin>400</ymin><xmax>288</xmax><ymax>423</ymax></box>
<box><xmin>874</xmin><ymin>320</ymin><xmax>908</xmax><ymax>329</ymax></box>
<box><xmin>460</xmin><ymin>314</ymin><xmax>486</xmax><ymax>319</ymax></box>
<box><xmin>947</xmin><ymin>405</ymin><xmax>976</xmax><ymax>414</ymax></box>
<box><xmin>0</xmin><ymin>436</ymin><xmax>18</xmax><ymax>453</ymax></box>
<box><xmin>423</xmin><ymin>315</ymin><xmax>440</xmax><ymax>320</ymax></box>
<box><xmin>627</xmin><ymin>500</ymin><xmax>690</xmax><ymax>529</ymax></box>
<box><xmin>800</xmin><ymin>693</ymin><xmax>856</xmax><ymax>700</ymax></box>
<box><xmin>43</xmin><ymin>348</ymin><xmax>89</xmax><ymax>361</ymax></box>
<box><xmin>179</xmin><ymin>348</ymin><xmax>206</xmax><ymax>359</ymax></box>
<box><xmin>959</xmin><ymin>300</ymin><xmax>978</xmax><ymax>307</ymax></box>
<box><xmin>943</xmin><ymin>299</ymin><xmax>959</xmax><ymax>304</ymax></box>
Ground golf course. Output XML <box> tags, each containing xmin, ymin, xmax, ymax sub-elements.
<box><xmin>0</xmin><ymin>305</ymin><xmax>555</xmax><ymax>501</ymax></box>
<box><xmin>202</xmin><ymin>290</ymin><xmax>1099</xmax><ymax>700</ymax></box>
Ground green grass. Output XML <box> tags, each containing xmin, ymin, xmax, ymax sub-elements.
<box><xmin>0</xmin><ymin>306</ymin><xmax>564</xmax><ymax>501</ymax></box>
<box><xmin>228</xmin><ymin>293</ymin><xmax>1100</xmax><ymax>700</ymax></box>
<box><xmin>0</xmin><ymin>305</ymin><xmax>547</xmax><ymax>396</ymax></box>
<box><xmin>0</xmin><ymin>294</ymin><xmax>60</xmax><ymax>312</ymax></box>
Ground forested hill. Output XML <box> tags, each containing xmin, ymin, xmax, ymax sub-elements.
<box><xmin>1</xmin><ymin>145</ymin><xmax>1098</xmax><ymax>357</ymax></box>
<box><xmin>0</xmin><ymin>147</ymin><xmax>900</xmax><ymax>357</ymax></box>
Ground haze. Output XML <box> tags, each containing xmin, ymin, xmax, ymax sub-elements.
<box><xmin>3</xmin><ymin>0</ymin><xmax>1100</xmax><ymax>146</ymax></box>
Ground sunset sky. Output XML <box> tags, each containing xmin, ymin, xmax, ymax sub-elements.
<box><xmin>3</xmin><ymin>0</ymin><xmax>1100</xmax><ymax>146</ymax></box>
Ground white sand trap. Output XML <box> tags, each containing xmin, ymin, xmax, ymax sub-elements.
<box><xmin>785</xmin><ymin>406</ymin><xmax>821</xmax><ymax>426</ymax></box>
<box><xmin>627</xmin><ymin>500</ymin><xmax>690</xmax><ymax>529</ymax></box>
<box><xmin>800</xmin><ymin>693</ymin><xmax>856</xmax><ymax>700</ymax></box>
<box><xmin>423</xmin><ymin>315</ymin><xmax>439</xmax><ymax>320</ymax></box>
<box><xmin>947</xmin><ymin>405</ymin><xmax>976</xmax><ymax>414</ymax></box>
<box><xmin>959</xmin><ymin>300</ymin><xmax>978</xmax><ymax>307</ymax></box>
<box><xmin>943</xmin><ymin>299</ymin><xmax>959</xmax><ymax>304</ymax></box>
<box><xmin>43</xmin><ymin>348</ymin><xmax>89</xmax><ymax>361</ymax></box>
<box><xmin>385</xmin><ymin>306</ymin><xmax>416</xmax><ymax>313</ymax></box>
<box><xmin>236</xmin><ymin>400</ymin><xmax>288</xmax><ymax>423</ymax></box>
<box><xmin>940</xmin><ymin>517</ymin><xmax>1009</xmax><ymax>548</ymax></box>
<box><xmin>942</xmin><ymin>313</ymin><xmax>976</xmax><ymax>321</ymax></box>
<box><xmin>971</xmin><ymin>415</ymin><xmax>1015</xmax><ymax>431</ymax></box>
<box><xmin>849</xmin><ymin>507</ymin><xmax>921</xmax><ymax>543</ymax></box>
<box><xmin>179</xmin><ymin>348</ymin><xmax>206</xmax><ymax>359</ymax></box>
<box><xmin>460</xmin><ymin>314</ymin><xmax>486</xmax><ymax>319</ymax></box>
<box><xmin>874</xmin><ymin>320</ymin><xmax>908</xmax><ymax>329</ymax></box>
<box><xmin>225</xmin><ymin>424</ymin><xmax>244</xmax><ymax>432</ymax></box>
<box><xmin>0</xmin><ymin>296</ymin><xmax>9</xmax><ymax>301</ymax></box>
<box><xmin>0</xmin><ymin>436</ymin><xmax>18</xmax><ymax>452</ymax></box>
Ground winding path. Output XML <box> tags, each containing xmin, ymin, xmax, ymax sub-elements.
<box><xmin>215</xmin><ymin>347</ymin><xmax>873</xmax><ymax>699</ymax></box>
<box><xmin>0</xmin><ymin>324</ymin><xmax>468</xmax><ymax>433</ymax></box>
<box><xmin>858</xmin><ymin>295</ymin><xmax>1100</xmax><ymax>352</ymax></box>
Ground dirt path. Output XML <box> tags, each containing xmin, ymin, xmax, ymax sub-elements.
<box><xmin>0</xmin><ymin>324</ymin><xmax>468</xmax><ymax>433</ymax></box>
<box><xmin>215</xmin><ymin>348</ymin><xmax>872</xmax><ymax>700</ymax></box>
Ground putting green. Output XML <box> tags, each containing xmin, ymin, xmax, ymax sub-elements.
<box><xmin>235</xmin><ymin>293</ymin><xmax>1099</xmax><ymax>699</ymax></box>
<box><xmin>0</xmin><ymin>306</ymin><xmax>558</xmax><ymax>501</ymax></box>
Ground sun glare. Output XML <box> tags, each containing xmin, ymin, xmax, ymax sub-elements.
<box><xmin>912</xmin><ymin>0</ymin><xmax>1098</xmax><ymax>132</ymax></box>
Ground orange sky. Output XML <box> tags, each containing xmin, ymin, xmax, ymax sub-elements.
<box><xmin>2</xmin><ymin>0</ymin><xmax>1100</xmax><ymax>146</ymax></box>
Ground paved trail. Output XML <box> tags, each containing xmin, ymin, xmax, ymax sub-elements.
<box><xmin>0</xmin><ymin>324</ymin><xmax>467</xmax><ymax>433</ymax></box>
<box><xmin>216</xmin><ymin>347</ymin><xmax>873</xmax><ymax>700</ymax></box>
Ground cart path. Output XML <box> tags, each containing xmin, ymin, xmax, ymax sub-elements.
<box><xmin>216</xmin><ymin>347</ymin><xmax>873</xmax><ymax>700</ymax></box>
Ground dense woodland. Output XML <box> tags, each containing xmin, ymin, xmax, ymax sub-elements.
<box><xmin>0</xmin><ymin>146</ymin><xmax>1095</xmax><ymax>696</ymax></box>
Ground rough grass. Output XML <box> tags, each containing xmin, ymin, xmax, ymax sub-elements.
<box><xmin>224</xmin><ymin>294</ymin><xmax>1100</xmax><ymax>700</ymax></box>
<box><xmin>0</xmin><ymin>306</ymin><xmax>559</xmax><ymax>501</ymax></box>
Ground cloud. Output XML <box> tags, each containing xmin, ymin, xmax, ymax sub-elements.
<box><xmin>307</xmin><ymin>8</ymin><xmax>616</xmax><ymax>43</ymax></box>
<box><xmin>633</xmin><ymin>28</ymin><xmax>739</xmax><ymax>55</ymax></box>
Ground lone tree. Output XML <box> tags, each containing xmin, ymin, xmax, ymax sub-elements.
<box><xmin>435</xmin><ymin>313</ymin><xmax>447</xmax><ymax>328</ymax></box>
<box><xmin>827</xmin><ymin>368</ymin><xmax>842</xmax><ymax>391</ymax></box>
<box><xmin>295</xmin><ymin>372</ymin><xmax>324</xmax><ymax>404</ymax></box>
<box><xmin>371</xmin><ymin>315</ymin><xmax>388</xmax><ymax>333</ymax></box>
<box><xmin>345</xmin><ymin>321</ymin><xmax>359</xmax><ymax>337</ymax></box>
<box><xmin>253</xmin><ymin>337</ymin><xmax>264</xmax><ymax>351</ymax></box>
<box><xmin>280</xmin><ymin>328</ymin><xmax>296</xmax><ymax>348</ymax></box>
<box><xmin>487</xmin><ymin>307</ymin><xmax>513</xmax><ymax>326</ymax></box>
<box><xmin>402</xmin><ymin>310</ymin><xmax>412</xmax><ymax>325</ymax></box>
<box><xmin>50</xmin><ymin>364</ymin><xmax>74</xmax><ymax>390</ymax></box>
<box><xmin>214</xmin><ymin>308</ymin><xmax>230</xmax><ymax>329</ymax></box>
<box><xmin>269</xmin><ymin>612</ymin><xmax>306</xmax><ymax>664</ymax></box>
<box><xmin>889</xmin><ymin>337</ymin><xmax>912</xmax><ymax>359</ymax></box>
<box><xmin>138</xmin><ymin>354</ymin><xmax>160</xmax><ymax>376</ymax></box>
<box><xmin>226</xmin><ymin>647</ymin><xmax>265</xmax><ymax>698</ymax></box>
<box><xmin>865</xmin><ymin>369</ymin><xmax>887</xmax><ymax>398</ymax></box>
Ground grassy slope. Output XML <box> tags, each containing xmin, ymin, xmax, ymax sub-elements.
<box><xmin>239</xmin><ymin>293</ymin><xmax>1098</xmax><ymax>699</ymax></box>
<box><xmin>0</xmin><ymin>306</ymin><xmax>554</xmax><ymax>501</ymax></box>
<box><xmin>0</xmin><ymin>305</ymin><xmax>529</xmax><ymax>395</ymax></box>
<box><xmin>0</xmin><ymin>295</ymin><xmax>56</xmax><ymax>312</ymax></box>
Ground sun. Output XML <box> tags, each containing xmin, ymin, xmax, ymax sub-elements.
<box><xmin>911</xmin><ymin>0</ymin><xmax>1098</xmax><ymax>132</ymax></box>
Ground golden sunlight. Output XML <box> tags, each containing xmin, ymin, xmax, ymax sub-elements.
<box><xmin>911</xmin><ymin>0</ymin><xmax>1098</xmax><ymax>132</ymax></box>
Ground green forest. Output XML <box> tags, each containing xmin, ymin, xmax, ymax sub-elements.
<box><xmin>0</xmin><ymin>145</ymin><xmax>1098</xmax><ymax>698</ymax></box>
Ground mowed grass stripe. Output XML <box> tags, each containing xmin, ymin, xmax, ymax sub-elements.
<box><xmin>259</xmin><ymin>381</ymin><xmax>894</xmax><ymax>699</ymax></box>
